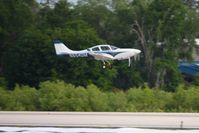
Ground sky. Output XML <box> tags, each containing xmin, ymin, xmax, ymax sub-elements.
<box><xmin>37</xmin><ymin>0</ymin><xmax>78</xmax><ymax>4</ymax></box>
<box><xmin>69</xmin><ymin>0</ymin><xmax>78</xmax><ymax>4</ymax></box>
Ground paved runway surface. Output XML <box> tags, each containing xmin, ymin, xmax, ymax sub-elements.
<box><xmin>0</xmin><ymin>127</ymin><xmax>199</xmax><ymax>133</ymax></box>
<box><xmin>0</xmin><ymin>112</ymin><xmax>199</xmax><ymax>129</ymax></box>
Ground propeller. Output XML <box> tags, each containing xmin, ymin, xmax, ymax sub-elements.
<box><xmin>128</xmin><ymin>53</ymin><xmax>141</xmax><ymax>67</ymax></box>
<box><xmin>128</xmin><ymin>58</ymin><xmax>131</xmax><ymax>67</ymax></box>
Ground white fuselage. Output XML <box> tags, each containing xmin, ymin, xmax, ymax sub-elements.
<box><xmin>83</xmin><ymin>45</ymin><xmax>141</xmax><ymax>61</ymax></box>
<box><xmin>53</xmin><ymin>40</ymin><xmax>141</xmax><ymax>66</ymax></box>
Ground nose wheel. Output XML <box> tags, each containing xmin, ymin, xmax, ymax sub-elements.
<box><xmin>102</xmin><ymin>61</ymin><xmax>112</xmax><ymax>69</ymax></box>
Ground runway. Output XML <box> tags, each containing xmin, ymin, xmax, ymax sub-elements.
<box><xmin>0</xmin><ymin>112</ymin><xmax>199</xmax><ymax>129</ymax></box>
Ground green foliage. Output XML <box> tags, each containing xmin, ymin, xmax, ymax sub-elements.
<box><xmin>114</xmin><ymin>65</ymin><xmax>144</xmax><ymax>89</ymax></box>
<box><xmin>3</xmin><ymin>27</ymin><xmax>53</xmax><ymax>88</ymax></box>
<box><xmin>0</xmin><ymin>0</ymin><xmax>198</xmax><ymax>92</ymax></box>
<box><xmin>39</xmin><ymin>80</ymin><xmax>70</xmax><ymax>111</ymax></box>
<box><xmin>193</xmin><ymin>74</ymin><xmax>199</xmax><ymax>86</ymax></box>
<box><xmin>0</xmin><ymin>87</ymin><xmax>9</xmax><ymax>110</ymax></box>
<box><xmin>0</xmin><ymin>77</ymin><xmax>7</xmax><ymax>88</ymax></box>
<box><xmin>0</xmin><ymin>81</ymin><xmax>199</xmax><ymax>112</ymax></box>
<box><xmin>167</xmin><ymin>85</ymin><xmax>199</xmax><ymax>112</ymax></box>
<box><xmin>127</xmin><ymin>85</ymin><xmax>173</xmax><ymax>112</ymax></box>
<box><xmin>87</xmin><ymin>84</ymin><xmax>109</xmax><ymax>111</ymax></box>
<box><xmin>6</xmin><ymin>85</ymin><xmax>39</xmax><ymax>111</ymax></box>
<box><xmin>127</xmin><ymin>87</ymin><xmax>155</xmax><ymax>111</ymax></box>
<box><xmin>108</xmin><ymin>91</ymin><xmax>130</xmax><ymax>111</ymax></box>
<box><xmin>129</xmin><ymin>0</ymin><xmax>198</xmax><ymax>90</ymax></box>
<box><xmin>48</xmin><ymin>0</ymin><xmax>70</xmax><ymax>27</ymax></box>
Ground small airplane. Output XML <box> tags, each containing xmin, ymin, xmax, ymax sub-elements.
<box><xmin>53</xmin><ymin>40</ymin><xmax>141</xmax><ymax>68</ymax></box>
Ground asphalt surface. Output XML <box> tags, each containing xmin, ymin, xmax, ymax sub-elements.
<box><xmin>0</xmin><ymin>112</ymin><xmax>199</xmax><ymax>129</ymax></box>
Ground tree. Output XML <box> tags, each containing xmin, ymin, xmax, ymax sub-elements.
<box><xmin>75</xmin><ymin>0</ymin><xmax>114</xmax><ymax>40</ymax></box>
<box><xmin>131</xmin><ymin>0</ymin><xmax>198</xmax><ymax>90</ymax></box>
<box><xmin>183</xmin><ymin>0</ymin><xmax>199</xmax><ymax>12</ymax></box>
<box><xmin>3</xmin><ymin>28</ymin><xmax>53</xmax><ymax>88</ymax></box>
<box><xmin>46</xmin><ymin>0</ymin><xmax>71</xmax><ymax>28</ymax></box>
<box><xmin>75</xmin><ymin>0</ymin><xmax>145</xmax><ymax>89</ymax></box>
<box><xmin>48</xmin><ymin>20</ymin><xmax>117</xmax><ymax>90</ymax></box>
<box><xmin>1</xmin><ymin>0</ymin><xmax>198</xmax><ymax>91</ymax></box>
<box><xmin>1</xmin><ymin>0</ymin><xmax>38</xmax><ymax>88</ymax></box>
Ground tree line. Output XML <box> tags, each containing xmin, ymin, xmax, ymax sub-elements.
<box><xmin>0</xmin><ymin>0</ymin><xmax>198</xmax><ymax>91</ymax></box>
<box><xmin>0</xmin><ymin>80</ymin><xmax>199</xmax><ymax>112</ymax></box>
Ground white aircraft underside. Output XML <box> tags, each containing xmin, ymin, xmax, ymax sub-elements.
<box><xmin>54</xmin><ymin>40</ymin><xmax>141</xmax><ymax>67</ymax></box>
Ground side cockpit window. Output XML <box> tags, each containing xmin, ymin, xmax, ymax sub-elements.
<box><xmin>101</xmin><ymin>46</ymin><xmax>110</xmax><ymax>51</ymax></box>
<box><xmin>92</xmin><ymin>47</ymin><xmax>100</xmax><ymax>51</ymax></box>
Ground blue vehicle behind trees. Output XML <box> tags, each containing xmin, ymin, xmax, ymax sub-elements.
<box><xmin>179</xmin><ymin>39</ymin><xmax>199</xmax><ymax>82</ymax></box>
<box><xmin>179</xmin><ymin>61</ymin><xmax>199</xmax><ymax>76</ymax></box>
<box><xmin>179</xmin><ymin>61</ymin><xmax>199</xmax><ymax>81</ymax></box>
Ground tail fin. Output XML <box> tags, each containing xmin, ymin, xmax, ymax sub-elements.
<box><xmin>53</xmin><ymin>40</ymin><xmax>72</xmax><ymax>55</ymax></box>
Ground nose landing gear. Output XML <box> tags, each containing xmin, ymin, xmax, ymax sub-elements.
<box><xmin>102</xmin><ymin>61</ymin><xmax>112</xmax><ymax>69</ymax></box>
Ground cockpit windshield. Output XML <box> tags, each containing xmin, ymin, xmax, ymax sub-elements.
<box><xmin>110</xmin><ymin>45</ymin><xmax>118</xmax><ymax>50</ymax></box>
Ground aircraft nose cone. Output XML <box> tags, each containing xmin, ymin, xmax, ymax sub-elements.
<box><xmin>137</xmin><ymin>49</ymin><xmax>141</xmax><ymax>54</ymax></box>
<box><xmin>131</xmin><ymin>49</ymin><xmax>141</xmax><ymax>54</ymax></box>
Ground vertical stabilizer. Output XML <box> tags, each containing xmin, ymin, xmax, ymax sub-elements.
<box><xmin>53</xmin><ymin>40</ymin><xmax>72</xmax><ymax>55</ymax></box>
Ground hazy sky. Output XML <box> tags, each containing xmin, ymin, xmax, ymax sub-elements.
<box><xmin>37</xmin><ymin>0</ymin><xmax>78</xmax><ymax>4</ymax></box>
<box><xmin>69</xmin><ymin>0</ymin><xmax>78</xmax><ymax>4</ymax></box>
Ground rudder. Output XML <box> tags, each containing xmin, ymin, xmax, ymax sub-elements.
<box><xmin>53</xmin><ymin>40</ymin><xmax>72</xmax><ymax>55</ymax></box>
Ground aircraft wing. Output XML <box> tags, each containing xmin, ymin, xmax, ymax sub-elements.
<box><xmin>88</xmin><ymin>52</ymin><xmax>114</xmax><ymax>60</ymax></box>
